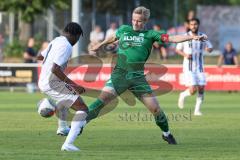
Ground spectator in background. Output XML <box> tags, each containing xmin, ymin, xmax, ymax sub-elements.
<box><xmin>186</xmin><ymin>10</ymin><xmax>196</xmax><ymax>32</ymax></box>
<box><xmin>217</xmin><ymin>42</ymin><xmax>239</xmax><ymax>67</ymax></box>
<box><xmin>105</xmin><ymin>22</ymin><xmax>117</xmax><ymax>39</ymax></box>
<box><xmin>105</xmin><ymin>22</ymin><xmax>118</xmax><ymax>54</ymax></box>
<box><xmin>37</xmin><ymin>41</ymin><xmax>49</xmax><ymax>63</ymax></box>
<box><xmin>167</xmin><ymin>10</ymin><xmax>195</xmax><ymax>36</ymax></box>
<box><xmin>152</xmin><ymin>24</ymin><xmax>168</xmax><ymax>62</ymax></box>
<box><xmin>187</xmin><ymin>10</ymin><xmax>195</xmax><ymax>21</ymax></box>
<box><xmin>38</xmin><ymin>41</ymin><xmax>49</xmax><ymax>55</ymax></box>
<box><xmin>88</xmin><ymin>25</ymin><xmax>104</xmax><ymax>55</ymax></box>
<box><xmin>39</xmin><ymin>41</ymin><xmax>49</xmax><ymax>52</ymax></box>
<box><xmin>23</xmin><ymin>37</ymin><xmax>36</xmax><ymax>63</ymax></box>
<box><xmin>167</xmin><ymin>11</ymin><xmax>194</xmax><ymax>56</ymax></box>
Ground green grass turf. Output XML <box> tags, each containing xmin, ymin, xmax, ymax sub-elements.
<box><xmin>0</xmin><ymin>91</ymin><xmax>239</xmax><ymax>160</ymax></box>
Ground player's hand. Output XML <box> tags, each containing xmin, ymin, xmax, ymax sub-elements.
<box><xmin>193</xmin><ymin>35</ymin><xmax>208</xmax><ymax>41</ymax></box>
<box><xmin>74</xmin><ymin>86</ymin><xmax>86</xmax><ymax>94</ymax></box>
<box><xmin>184</xmin><ymin>54</ymin><xmax>192</xmax><ymax>59</ymax></box>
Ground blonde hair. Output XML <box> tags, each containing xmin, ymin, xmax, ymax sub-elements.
<box><xmin>133</xmin><ymin>6</ymin><xmax>150</xmax><ymax>21</ymax></box>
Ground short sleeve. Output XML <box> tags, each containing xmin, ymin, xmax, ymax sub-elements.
<box><xmin>26</xmin><ymin>47</ymin><xmax>36</xmax><ymax>56</ymax></box>
<box><xmin>152</xmin><ymin>30</ymin><xmax>169</xmax><ymax>45</ymax></box>
<box><xmin>176</xmin><ymin>42</ymin><xmax>183</xmax><ymax>51</ymax></box>
<box><xmin>205</xmin><ymin>40</ymin><xmax>213</xmax><ymax>49</ymax></box>
<box><xmin>53</xmin><ymin>43</ymin><xmax>72</xmax><ymax>66</ymax></box>
<box><xmin>25</xmin><ymin>48</ymin><xmax>31</xmax><ymax>53</ymax></box>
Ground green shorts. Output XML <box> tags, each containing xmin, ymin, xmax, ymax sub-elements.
<box><xmin>105</xmin><ymin>68</ymin><xmax>153</xmax><ymax>98</ymax></box>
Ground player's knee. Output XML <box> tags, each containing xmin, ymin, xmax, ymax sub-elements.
<box><xmin>99</xmin><ymin>92</ymin><xmax>116</xmax><ymax>104</ymax></box>
<box><xmin>151</xmin><ymin>107</ymin><xmax>160</xmax><ymax>115</ymax></box>
<box><xmin>198</xmin><ymin>90</ymin><xmax>204</xmax><ymax>95</ymax></box>
<box><xmin>72</xmin><ymin>97</ymin><xmax>89</xmax><ymax>112</ymax></box>
<box><xmin>198</xmin><ymin>87</ymin><xmax>205</xmax><ymax>94</ymax></box>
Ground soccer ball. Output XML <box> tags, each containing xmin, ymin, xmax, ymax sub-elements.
<box><xmin>37</xmin><ymin>98</ymin><xmax>56</xmax><ymax>118</ymax></box>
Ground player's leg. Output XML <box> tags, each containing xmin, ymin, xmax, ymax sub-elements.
<box><xmin>194</xmin><ymin>85</ymin><xmax>205</xmax><ymax>116</ymax></box>
<box><xmin>61</xmin><ymin>96</ymin><xmax>88</xmax><ymax>151</ymax></box>
<box><xmin>130</xmin><ymin>77</ymin><xmax>176</xmax><ymax>144</ymax></box>
<box><xmin>86</xmin><ymin>75</ymin><xmax>128</xmax><ymax>122</ymax></box>
<box><xmin>45</xmin><ymin>81</ymin><xmax>88</xmax><ymax>151</ymax></box>
<box><xmin>139</xmin><ymin>93</ymin><xmax>177</xmax><ymax>144</ymax></box>
<box><xmin>41</xmin><ymin>89</ymin><xmax>70</xmax><ymax>136</ymax></box>
<box><xmin>178</xmin><ymin>72</ymin><xmax>197</xmax><ymax>109</ymax></box>
<box><xmin>55</xmin><ymin>105</ymin><xmax>70</xmax><ymax>136</ymax></box>
<box><xmin>193</xmin><ymin>72</ymin><xmax>206</xmax><ymax>116</ymax></box>
<box><xmin>86</xmin><ymin>85</ymin><xmax>118</xmax><ymax>122</ymax></box>
<box><xmin>37</xmin><ymin>96</ymin><xmax>69</xmax><ymax>134</ymax></box>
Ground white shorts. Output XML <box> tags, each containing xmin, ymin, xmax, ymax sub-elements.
<box><xmin>41</xmin><ymin>80</ymin><xmax>79</xmax><ymax>108</ymax></box>
<box><xmin>183</xmin><ymin>72</ymin><xmax>206</xmax><ymax>87</ymax></box>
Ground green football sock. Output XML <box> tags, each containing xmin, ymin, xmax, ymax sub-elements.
<box><xmin>86</xmin><ymin>98</ymin><xmax>105</xmax><ymax>122</ymax></box>
<box><xmin>154</xmin><ymin>110</ymin><xmax>169</xmax><ymax>132</ymax></box>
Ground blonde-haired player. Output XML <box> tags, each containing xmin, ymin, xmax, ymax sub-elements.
<box><xmin>87</xmin><ymin>7</ymin><xmax>207</xmax><ymax>145</ymax></box>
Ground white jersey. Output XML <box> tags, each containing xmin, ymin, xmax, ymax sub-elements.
<box><xmin>38</xmin><ymin>36</ymin><xmax>72</xmax><ymax>91</ymax></box>
<box><xmin>176</xmin><ymin>31</ymin><xmax>213</xmax><ymax>73</ymax></box>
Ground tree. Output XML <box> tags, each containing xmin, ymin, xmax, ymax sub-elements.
<box><xmin>0</xmin><ymin>0</ymin><xmax>69</xmax><ymax>42</ymax></box>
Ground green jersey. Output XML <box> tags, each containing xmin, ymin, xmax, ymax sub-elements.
<box><xmin>115</xmin><ymin>25</ymin><xmax>168</xmax><ymax>71</ymax></box>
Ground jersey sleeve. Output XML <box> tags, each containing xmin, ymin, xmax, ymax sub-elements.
<box><xmin>176</xmin><ymin>42</ymin><xmax>184</xmax><ymax>51</ymax></box>
<box><xmin>53</xmin><ymin>43</ymin><xmax>72</xmax><ymax>66</ymax></box>
<box><xmin>200</xmin><ymin>33</ymin><xmax>213</xmax><ymax>49</ymax></box>
<box><xmin>152</xmin><ymin>30</ymin><xmax>169</xmax><ymax>45</ymax></box>
<box><xmin>205</xmin><ymin>39</ymin><xmax>213</xmax><ymax>49</ymax></box>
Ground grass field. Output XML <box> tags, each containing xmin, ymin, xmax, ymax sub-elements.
<box><xmin>0</xmin><ymin>91</ymin><xmax>239</xmax><ymax>160</ymax></box>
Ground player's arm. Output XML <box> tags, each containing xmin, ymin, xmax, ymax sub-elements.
<box><xmin>169</xmin><ymin>34</ymin><xmax>207</xmax><ymax>43</ymax></box>
<box><xmin>51</xmin><ymin>63</ymin><xmax>85</xmax><ymax>94</ymax></box>
<box><xmin>205</xmin><ymin>38</ymin><xmax>213</xmax><ymax>53</ymax></box>
<box><xmin>205</xmin><ymin>47</ymin><xmax>213</xmax><ymax>53</ymax></box>
<box><xmin>52</xmin><ymin>44</ymin><xmax>85</xmax><ymax>94</ymax></box>
<box><xmin>90</xmin><ymin>34</ymin><xmax>117</xmax><ymax>52</ymax></box>
<box><xmin>175</xmin><ymin>42</ymin><xmax>191</xmax><ymax>59</ymax></box>
<box><xmin>175</xmin><ymin>49</ymin><xmax>191</xmax><ymax>59</ymax></box>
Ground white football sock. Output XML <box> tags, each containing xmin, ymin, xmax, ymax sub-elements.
<box><xmin>57</xmin><ymin>107</ymin><xmax>69</xmax><ymax>129</ymax></box>
<box><xmin>163</xmin><ymin>131</ymin><xmax>170</xmax><ymax>137</ymax></box>
<box><xmin>64</xmin><ymin>111</ymin><xmax>87</xmax><ymax>145</ymax></box>
<box><xmin>58</xmin><ymin>120</ymin><xmax>68</xmax><ymax>129</ymax></box>
<box><xmin>181</xmin><ymin>89</ymin><xmax>191</xmax><ymax>98</ymax></box>
<box><xmin>194</xmin><ymin>94</ymin><xmax>204</xmax><ymax>113</ymax></box>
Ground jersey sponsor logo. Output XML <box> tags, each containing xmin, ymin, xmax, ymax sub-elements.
<box><xmin>123</xmin><ymin>35</ymin><xmax>144</xmax><ymax>43</ymax></box>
